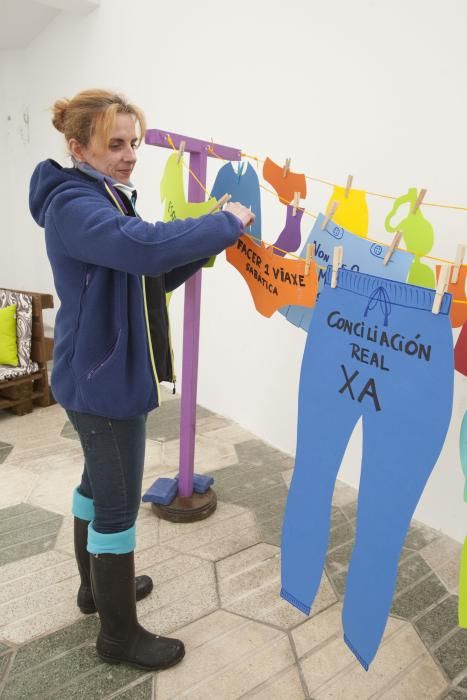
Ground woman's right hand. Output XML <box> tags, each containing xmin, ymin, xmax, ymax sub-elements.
<box><xmin>224</xmin><ymin>201</ymin><xmax>256</xmax><ymax>229</ymax></box>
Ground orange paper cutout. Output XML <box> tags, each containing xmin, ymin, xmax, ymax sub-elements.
<box><xmin>226</xmin><ymin>235</ymin><xmax>318</xmax><ymax>317</ymax></box>
<box><xmin>263</xmin><ymin>157</ymin><xmax>307</xmax><ymax>204</ymax></box>
<box><xmin>436</xmin><ymin>264</ymin><xmax>467</xmax><ymax>328</ymax></box>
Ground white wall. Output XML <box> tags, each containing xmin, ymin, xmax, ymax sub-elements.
<box><xmin>1</xmin><ymin>0</ymin><xmax>466</xmax><ymax>541</ymax></box>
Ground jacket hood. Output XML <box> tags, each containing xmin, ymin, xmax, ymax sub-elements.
<box><xmin>29</xmin><ymin>159</ymin><xmax>96</xmax><ymax>227</ymax></box>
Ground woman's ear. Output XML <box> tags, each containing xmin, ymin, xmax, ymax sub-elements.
<box><xmin>68</xmin><ymin>138</ymin><xmax>84</xmax><ymax>162</ymax></box>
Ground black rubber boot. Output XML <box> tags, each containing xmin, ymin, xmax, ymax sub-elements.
<box><xmin>74</xmin><ymin>517</ymin><xmax>153</xmax><ymax>614</ymax></box>
<box><xmin>90</xmin><ymin>551</ymin><xmax>185</xmax><ymax>671</ymax></box>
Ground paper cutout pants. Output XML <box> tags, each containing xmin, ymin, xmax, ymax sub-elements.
<box><xmin>281</xmin><ymin>267</ymin><xmax>453</xmax><ymax>670</ymax></box>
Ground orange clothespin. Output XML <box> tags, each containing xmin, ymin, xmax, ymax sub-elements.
<box><xmin>383</xmin><ymin>231</ymin><xmax>403</xmax><ymax>266</ymax></box>
<box><xmin>331</xmin><ymin>246</ymin><xmax>343</xmax><ymax>289</ymax></box>
<box><xmin>177</xmin><ymin>140</ymin><xmax>186</xmax><ymax>164</ymax></box>
<box><xmin>321</xmin><ymin>201</ymin><xmax>339</xmax><ymax>230</ymax></box>
<box><xmin>432</xmin><ymin>264</ymin><xmax>450</xmax><ymax>314</ymax></box>
<box><xmin>344</xmin><ymin>175</ymin><xmax>353</xmax><ymax>198</ymax></box>
<box><xmin>209</xmin><ymin>193</ymin><xmax>231</xmax><ymax>214</ymax></box>
<box><xmin>292</xmin><ymin>192</ymin><xmax>300</xmax><ymax>217</ymax></box>
<box><xmin>451</xmin><ymin>244</ymin><xmax>466</xmax><ymax>284</ymax></box>
<box><xmin>305</xmin><ymin>243</ymin><xmax>315</xmax><ymax>275</ymax></box>
<box><xmin>282</xmin><ymin>158</ymin><xmax>291</xmax><ymax>178</ymax></box>
<box><xmin>412</xmin><ymin>188</ymin><xmax>427</xmax><ymax>214</ymax></box>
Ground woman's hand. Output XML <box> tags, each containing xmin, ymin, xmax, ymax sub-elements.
<box><xmin>224</xmin><ymin>201</ymin><xmax>256</xmax><ymax>229</ymax></box>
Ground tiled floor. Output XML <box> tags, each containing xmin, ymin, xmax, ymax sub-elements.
<box><xmin>0</xmin><ymin>390</ymin><xmax>465</xmax><ymax>699</ymax></box>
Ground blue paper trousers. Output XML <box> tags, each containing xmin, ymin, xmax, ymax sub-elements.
<box><xmin>281</xmin><ymin>267</ymin><xmax>453</xmax><ymax>669</ymax></box>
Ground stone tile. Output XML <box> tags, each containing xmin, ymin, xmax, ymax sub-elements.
<box><xmin>434</xmin><ymin>629</ymin><xmax>467</xmax><ymax>680</ymax></box>
<box><xmin>309</xmin><ymin>625</ymin><xmax>426</xmax><ymax>699</ymax></box>
<box><xmin>395</xmin><ymin>553</ymin><xmax>432</xmax><ymax>595</ymax></box>
<box><xmin>328</xmin><ymin>521</ymin><xmax>355</xmax><ymax>551</ymax></box>
<box><xmin>421</xmin><ymin>535</ymin><xmax>463</xmax><ymax>570</ymax></box>
<box><xmin>60</xmin><ymin>420</ymin><xmax>79</xmax><ymax>441</ymax></box>
<box><xmin>325</xmin><ymin>541</ymin><xmax>354</xmax><ymax>576</ymax></box>
<box><xmin>330</xmin><ymin>506</ymin><xmax>347</xmax><ymax>531</ymax></box>
<box><xmin>9</xmin><ymin>616</ymin><xmax>99</xmax><ymax>675</ymax></box>
<box><xmin>0</xmin><ymin>466</ymin><xmax>39</xmax><ymax>508</ymax></box>
<box><xmin>281</xmin><ymin>468</ymin><xmax>293</xmax><ymax>488</ymax></box>
<box><xmin>1</xmin><ymin>596</ymin><xmax>83</xmax><ymax>645</ymax></box>
<box><xmin>0</xmin><ymin>575</ymin><xmax>80</xmax><ymax>626</ymax></box>
<box><xmin>391</xmin><ymin>573</ymin><xmax>447</xmax><ymax>619</ymax></box>
<box><xmin>111</xmin><ymin>677</ymin><xmax>154</xmax><ymax>699</ymax></box>
<box><xmin>332</xmin><ymin>481</ymin><xmax>357</xmax><ymax>507</ymax></box>
<box><xmin>0</xmin><ymin>549</ymin><xmax>71</xmax><ymax>585</ymax></box>
<box><xmin>2</xmin><ymin>644</ymin><xmax>102</xmax><ymax>699</ymax></box>
<box><xmin>240</xmin><ymin>665</ymin><xmax>305</xmax><ymax>699</ymax></box>
<box><xmin>457</xmin><ymin>675</ymin><xmax>467</xmax><ymax>689</ymax></box>
<box><xmin>0</xmin><ymin>503</ymin><xmax>35</xmax><ymax>521</ymax></box>
<box><xmin>0</xmin><ymin>652</ymin><xmax>12</xmax><ymax>683</ymax></box>
<box><xmin>0</xmin><ymin>533</ymin><xmax>64</xmax><ymax>568</ymax></box>
<box><xmin>164</xmin><ymin>434</ymin><xmax>239</xmax><ymax>473</ymax></box>
<box><xmin>442</xmin><ymin>690</ymin><xmax>467</xmax><ymax>699</ymax></box>
<box><xmin>0</xmin><ymin>507</ymin><xmax>62</xmax><ymax>536</ymax></box>
<box><xmin>414</xmin><ymin>596</ymin><xmax>460</xmax><ymax>648</ymax></box>
<box><xmin>341</xmin><ymin>501</ymin><xmax>358</xmax><ymax>520</ymax></box>
<box><xmin>0</xmin><ymin>444</ymin><xmax>13</xmax><ymax>464</ymax></box>
<box><xmin>377</xmin><ymin>651</ymin><xmax>448</xmax><ymax>699</ymax></box>
<box><xmin>404</xmin><ymin>522</ymin><xmax>440</xmax><ymax>551</ymax></box>
<box><xmin>291</xmin><ymin>603</ymin><xmax>342</xmax><ymax>658</ymax></box>
<box><xmin>196</xmin><ymin>414</ymin><xmax>231</xmax><ymax>433</ymax></box>
<box><xmin>218</xmin><ymin>543</ymin><xmax>337</xmax><ymax>629</ymax></box>
<box><xmin>146</xmin><ymin>398</ymin><xmax>213</xmax><ymax>442</ymax></box>
<box><xmin>0</xmin><ymin>557</ymin><xmax>76</xmax><ymax>605</ymax></box>
<box><xmin>47</xmin><ymin>663</ymin><xmax>147</xmax><ymax>699</ymax></box>
<box><xmin>202</xmin><ymin>423</ymin><xmax>258</xmax><ymax>445</ymax></box>
<box><xmin>0</xmin><ymin>512</ymin><xmax>62</xmax><ymax>550</ymax></box>
<box><xmin>437</xmin><ymin>558</ymin><xmax>462</xmax><ymax>595</ymax></box>
<box><xmin>155</xmin><ymin>610</ymin><xmax>294</xmax><ymax>700</ymax></box>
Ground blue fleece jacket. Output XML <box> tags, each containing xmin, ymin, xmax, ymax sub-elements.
<box><xmin>29</xmin><ymin>159</ymin><xmax>242</xmax><ymax>418</ymax></box>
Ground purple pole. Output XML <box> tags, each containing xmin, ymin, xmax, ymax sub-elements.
<box><xmin>178</xmin><ymin>149</ymin><xmax>207</xmax><ymax>497</ymax></box>
<box><xmin>145</xmin><ymin>130</ymin><xmax>241</xmax><ymax>500</ymax></box>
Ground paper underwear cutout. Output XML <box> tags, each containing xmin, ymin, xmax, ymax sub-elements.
<box><xmin>263</xmin><ymin>157</ymin><xmax>307</xmax><ymax>204</ymax></box>
<box><xmin>226</xmin><ymin>234</ymin><xmax>318</xmax><ymax>317</ymax></box>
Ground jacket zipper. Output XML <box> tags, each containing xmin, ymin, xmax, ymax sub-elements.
<box><xmin>103</xmin><ymin>181</ymin><xmax>160</xmax><ymax>404</ymax></box>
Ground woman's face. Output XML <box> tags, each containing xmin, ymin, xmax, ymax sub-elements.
<box><xmin>71</xmin><ymin>113</ymin><xmax>138</xmax><ymax>184</ymax></box>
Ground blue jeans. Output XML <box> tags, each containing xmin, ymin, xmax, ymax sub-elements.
<box><xmin>67</xmin><ymin>410</ymin><xmax>147</xmax><ymax>534</ymax></box>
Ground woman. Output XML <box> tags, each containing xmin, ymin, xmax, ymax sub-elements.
<box><xmin>29</xmin><ymin>89</ymin><xmax>254</xmax><ymax>672</ymax></box>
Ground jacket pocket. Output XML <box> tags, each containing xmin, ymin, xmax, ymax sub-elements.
<box><xmin>84</xmin><ymin>330</ymin><xmax>121</xmax><ymax>380</ymax></box>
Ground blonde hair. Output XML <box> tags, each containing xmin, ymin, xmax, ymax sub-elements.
<box><xmin>51</xmin><ymin>89</ymin><xmax>146</xmax><ymax>151</ymax></box>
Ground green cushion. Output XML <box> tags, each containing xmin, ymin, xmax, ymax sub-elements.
<box><xmin>0</xmin><ymin>304</ymin><xmax>19</xmax><ymax>366</ymax></box>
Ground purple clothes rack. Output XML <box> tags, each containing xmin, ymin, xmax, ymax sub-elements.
<box><xmin>145</xmin><ymin>130</ymin><xmax>241</xmax><ymax>499</ymax></box>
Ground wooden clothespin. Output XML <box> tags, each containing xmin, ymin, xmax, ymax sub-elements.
<box><xmin>432</xmin><ymin>264</ymin><xmax>450</xmax><ymax>314</ymax></box>
<box><xmin>412</xmin><ymin>188</ymin><xmax>427</xmax><ymax>214</ymax></box>
<box><xmin>344</xmin><ymin>175</ymin><xmax>353</xmax><ymax>198</ymax></box>
<box><xmin>292</xmin><ymin>192</ymin><xmax>300</xmax><ymax>217</ymax></box>
<box><xmin>176</xmin><ymin>140</ymin><xmax>186</xmax><ymax>164</ymax></box>
<box><xmin>282</xmin><ymin>158</ymin><xmax>291</xmax><ymax>178</ymax></box>
<box><xmin>321</xmin><ymin>201</ymin><xmax>339</xmax><ymax>230</ymax></box>
<box><xmin>383</xmin><ymin>231</ymin><xmax>403</xmax><ymax>266</ymax></box>
<box><xmin>304</xmin><ymin>243</ymin><xmax>315</xmax><ymax>275</ymax></box>
<box><xmin>209</xmin><ymin>193</ymin><xmax>231</xmax><ymax>214</ymax></box>
<box><xmin>451</xmin><ymin>243</ymin><xmax>466</xmax><ymax>284</ymax></box>
<box><xmin>331</xmin><ymin>246</ymin><xmax>343</xmax><ymax>289</ymax></box>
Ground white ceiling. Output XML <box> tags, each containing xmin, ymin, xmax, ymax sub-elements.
<box><xmin>0</xmin><ymin>0</ymin><xmax>100</xmax><ymax>50</ymax></box>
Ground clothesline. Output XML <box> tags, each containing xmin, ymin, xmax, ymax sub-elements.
<box><xmin>241</xmin><ymin>152</ymin><xmax>467</xmax><ymax>212</ymax></box>
<box><xmin>164</xmin><ymin>135</ymin><xmax>467</xmax><ymax>306</ymax></box>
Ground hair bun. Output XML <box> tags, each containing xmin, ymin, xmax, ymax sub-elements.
<box><xmin>51</xmin><ymin>98</ymin><xmax>70</xmax><ymax>133</ymax></box>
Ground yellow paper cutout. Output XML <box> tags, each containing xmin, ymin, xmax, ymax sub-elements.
<box><xmin>325</xmin><ymin>186</ymin><xmax>369</xmax><ymax>238</ymax></box>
